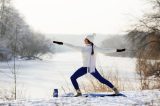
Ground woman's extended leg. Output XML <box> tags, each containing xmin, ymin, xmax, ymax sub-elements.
<box><xmin>70</xmin><ymin>67</ymin><xmax>87</xmax><ymax>96</ymax></box>
<box><xmin>91</xmin><ymin>69</ymin><xmax>119</xmax><ymax>94</ymax></box>
<box><xmin>91</xmin><ymin>69</ymin><xmax>114</xmax><ymax>88</ymax></box>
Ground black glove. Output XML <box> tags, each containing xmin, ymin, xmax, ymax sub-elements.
<box><xmin>117</xmin><ymin>49</ymin><xmax>125</xmax><ymax>52</ymax></box>
<box><xmin>53</xmin><ymin>41</ymin><xmax>63</xmax><ymax>45</ymax></box>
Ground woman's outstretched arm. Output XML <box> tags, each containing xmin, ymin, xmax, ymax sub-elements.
<box><xmin>63</xmin><ymin>43</ymin><xmax>84</xmax><ymax>51</ymax></box>
<box><xmin>53</xmin><ymin>41</ymin><xmax>84</xmax><ymax>51</ymax></box>
<box><xmin>95</xmin><ymin>46</ymin><xmax>125</xmax><ymax>54</ymax></box>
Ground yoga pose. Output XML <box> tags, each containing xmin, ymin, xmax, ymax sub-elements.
<box><xmin>53</xmin><ymin>33</ymin><xmax>125</xmax><ymax>97</ymax></box>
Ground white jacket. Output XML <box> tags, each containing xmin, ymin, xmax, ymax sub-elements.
<box><xmin>64</xmin><ymin>43</ymin><xmax>116</xmax><ymax>73</ymax></box>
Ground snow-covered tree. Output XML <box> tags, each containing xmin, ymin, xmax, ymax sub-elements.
<box><xmin>0</xmin><ymin>0</ymin><xmax>52</xmax><ymax>58</ymax></box>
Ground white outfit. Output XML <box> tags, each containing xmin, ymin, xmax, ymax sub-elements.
<box><xmin>64</xmin><ymin>43</ymin><xmax>116</xmax><ymax>73</ymax></box>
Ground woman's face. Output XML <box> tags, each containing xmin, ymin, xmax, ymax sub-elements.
<box><xmin>84</xmin><ymin>38</ymin><xmax>90</xmax><ymax>44</ymax></box>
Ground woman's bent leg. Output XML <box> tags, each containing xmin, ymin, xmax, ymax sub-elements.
<box><xmin>70</xmin><ymin>67</ymin><xmax>87</xmax><ymax>90</ymax></box>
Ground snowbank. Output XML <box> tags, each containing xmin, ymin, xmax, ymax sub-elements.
<box><xmin>0</xmin><ymin>90</ymin><xmax>160</xmax><ymax>106</ymax></box>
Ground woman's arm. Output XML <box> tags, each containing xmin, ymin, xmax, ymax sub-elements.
<box><xmin>95</xmin><ymin>46</ymin><xmax>125</xmax><ymax>54</ymax></box>
<box><xmin>63</xmin><ymin>43</ymin><xmax>84</xmax><ymax>51</ymax></box>
<box><xmin>53</xmin><ymin>41</ymin><xmax>83</xmax><ymax>51</ymax></box>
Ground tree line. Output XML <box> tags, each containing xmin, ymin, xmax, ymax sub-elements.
<box><xmin>127</xmin><ymin>0</ymin><xmax>160</xmax><ymax>89</ymax></box>
<box><xmin>0</xmin><ymin>0</ymin><xmax>52</xmax><ymax>61</ymax></box>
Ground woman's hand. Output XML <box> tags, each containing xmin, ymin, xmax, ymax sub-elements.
<box><xmin>53</xmin><ymin>41</ymin><xmax>63</xmax><ymax>45</ymax></box>
<box><xmin>116</xmin><ymin>49</ymin><xmax>125</xmax><ymax>52</ymax></box>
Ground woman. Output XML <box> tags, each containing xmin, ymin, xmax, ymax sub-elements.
<box><xmin>53</xmin><ymin>34</ymin><xmax>125</xmax><ymax>97</ymax></box>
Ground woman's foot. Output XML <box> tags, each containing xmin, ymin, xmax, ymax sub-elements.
<box><xmin>74</xmin><ymin>92</ymin><xmax>82</xmax><ymax>97</ymax></box>
<box><xmin>74</xmin><ymin>89</ymin><xmax>82</xmax><ymax>97</ymax></box>
<box><xmin>112</xmin><ymin>87</ymin><xmax>119</xmax><ymax>95</ymax></box>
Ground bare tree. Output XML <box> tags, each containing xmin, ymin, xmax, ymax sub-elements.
<box><xmin>127</xmin><ymin>0</ymin><xmax>160</xmax><ymax>89</ymax></box>
<box><xmin>12</xmin><ymin>25</ymin><xmax>18</xmax><ymax>100</ymax></box>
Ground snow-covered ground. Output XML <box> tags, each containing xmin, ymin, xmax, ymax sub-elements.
<box><xmin>1</xmin><ymin>52</ymin><xmax>159</xmax><ymax>105</ymax></box>
<box><xmin>0</xmin><ymin>90</ymin><xmax>160</xmax><ymax>106</ymax></box>
<box><xmin>0</xmin><ymin>52</ymin><xmax>137</xmax><ymax>99</ymax></box>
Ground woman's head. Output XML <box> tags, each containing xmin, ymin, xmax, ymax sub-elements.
<box><xmin>85</xmin><ymin>33</ymin><xmax>95</xmax><ymax>44</ymax></box>
<box><xmin>85</xmin><ymin>33</ymin><xmax>96</xmax><ymax>55</ymax></box>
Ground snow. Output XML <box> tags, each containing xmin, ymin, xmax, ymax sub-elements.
<box><xmin>0</xmin><ymin>52</ymin><xmax>138</xmax><ymax>99</ymax></box>
<box><xmin>0</xmin><ymin>90</ymin><xmax>160</xmax><ymax>106</ymax></box>
<box><xmin>0</xmin><ymin>52</ymin><xmax>160</xmax><ymax>105</ymax></box>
